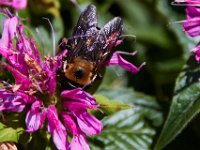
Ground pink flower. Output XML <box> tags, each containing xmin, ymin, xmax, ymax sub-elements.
<box><xmin>180</xmin><ymin>5</ymin><xmax>200</xmax><ymax>62</ymax></box>
<box><xmin>0</xmin><ymin>10</ymin><xmax>103</xmax><ymax>150</ymax></box>
<box><xmin>0</xmin><ymin>0</ymin><xmax>27</xmax><ymax>10</ymax></box>
<box><xmin>0</xmin><ymin>4</ymin><xmax>144</xmax><ymax>149</ymax></box>
<box><xmin>0</xmin><ymin>12</ymin><xmax>68</xmax><ymax>149</ymax></box>
<box><xmin>107</xmin><ymin>51</ymin><xmax>145</xmax><ymax>74</ymax></box>
<box><xmin>61</xmin><ymin>89</ymin><xmax>102</xmax><ymax>132</ymax></box>
<box><xmin>47</xmin><ymin>105</ymin><xmax>68</xmax><ymax>150</ymax></box>
<box><xmin>174</xmin><ymin>0</ymin><xmax>200</xmax><ymax>5</ymax></box>
<box><xmin>61</xmin><ymin>88</ymin><xmax>103</xmax><ymax>149</ymax></box>
<box><xmin>183</xmin><ymin>6</ymin><xmax>200</xmax><ymax>37</ymax></box>
<box><xmin>191</xmin><ymin>44</ymin><xmax>200</xmax><ymax>62</ymax></box>
<box><xmin>62</xmin><ymin>113</ymin><xmax>90</xmax><ymax>150</ymax></box>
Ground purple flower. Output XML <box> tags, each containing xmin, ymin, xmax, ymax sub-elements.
<box><xmin>0</xmin><ymin>0</ymin><xmax>27</xmax><ymax>10</ymax></box>
<box><xmin>107</xmin><ymin>51</ymin><xmax>146</xmax><ymax>74</ymax></box>
<box><xmin>0</xmin><ymin>11</ymin><xmax>103</xmax><ymax>150</ymax></box>
<box><xmin>0</xmin><ymin>12</ymin><xmax>68</xmax><ymax>150</ymax></box>
<box><xmin>0</xmin><ymin>89</ymin><xmax>34</xmax><ymax>112</ymax></box>
<box><xmin>191</xmin><ymin>44</ymin><xmax>200</xmax><ymax>62</ymax></box>
<box><xmin>47</xmin><ymin>105</ymin><xmax>68</xmax><ymax>150</ymax></box>
<box><xmin>174</xmin><ymin>0</ymin><xmax>200</xmax><ymax>5</ymax></box>
<box><xmin>60</xmin><ymin>88</ymin><xmax>103</xmax><ymax>143</ymax></box>
<box><xmin>61</xmin><ymin>88</ymin><xmax>103</xmax><ymax>148</ymax></box>
<box><xmin>62</xmin><ymin>112</ymin><xmax>90</xmax><ymax>150</ymax></box>
<box><xmin>0</xmin><ymin>5</ymin><xmax>144</xmax><ymax>149</ymax></box>
<box><xmin>183</xmin><ymin>6</ymin><xmax>200</xmax><ymax>37</ymax></box>
<box><xmin>175</xmin><ymin>4</ymin><xmax>200</xmax><ymax>62</ymax></box>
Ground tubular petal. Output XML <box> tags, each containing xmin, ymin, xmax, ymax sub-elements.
<box><xmin>108</xmin><ymin>52</ymin><xmax>145</xmax><ymax>74</ymax></box>
<box><xmin>47</xmin><ymin>105</ymin><xmax>68</xmax><ymax>150</ymax></box>
<box><xmin>74</xmin><ymin>110</ymin><xmax>103</xmax><ymax>135</ymax></box>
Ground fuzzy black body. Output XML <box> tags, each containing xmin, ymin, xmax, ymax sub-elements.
<box><xmin>60</xmin><ymin>4</ymin><xmax>123</xmax><ymax>88</ymax></box>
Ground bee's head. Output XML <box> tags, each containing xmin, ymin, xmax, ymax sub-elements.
<box><xmin>64</xmin><ymin>57</ymin><xmax>94</xmax><ymax>86</ymax></box>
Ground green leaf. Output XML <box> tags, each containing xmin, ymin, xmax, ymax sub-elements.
<box><xmin>94</xmin><ymin>94</ymin><xmax>132</xmax><ymax>116</ymax></box>
<box><xmin>0</xmin><ymin>122</ymin><xmax>6</xmax><ymax>129</ymax></box>
<box><xmin>94</xmin><ymin>109</ymin><xmax>155</xmax><ymax>150</ymax></box>
<box><xmin>90</xmin><ymin>87</ymin><xmax>163</xmax><ymax>149</ymax></box>
<box><xmin>0</xmin><ymin>127</ymin><xmax>23</xmax><ymax>142</ymax></box>
<box><xmin>154</xmin><ymin>56</ymin><xmax>200</xmax><ymax>150</ymax></box>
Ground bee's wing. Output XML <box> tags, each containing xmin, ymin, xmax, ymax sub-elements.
<box><xmin>66</xmin><ymin>4</ymin><xmax>98</xmax><ymax>61</ymax></box>
<box><xmin>72</xmin><ymin>4</ymin><xmax>97</xmax><ymax>37</ymax></box>
<box><xmin>95</xmin><ymin>17</ymin><xmax>123</xmax><ymax>61</ymax></box>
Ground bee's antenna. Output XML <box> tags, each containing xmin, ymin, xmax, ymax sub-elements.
<box><xmin>120</xmin><ymin>34</ymin><xmax>137</xmax><ymax>43</ymax></box>
<box><xmin>43</xmin><ymin>17</ymin><xmax>56</xmax><ymax>56</ymax></box>
<box><xmin>70</xmin><ymin>0</ymin><xmax>81</xmax><ymax>13</ymax></box>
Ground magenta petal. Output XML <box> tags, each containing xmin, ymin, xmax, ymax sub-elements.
<box><xmin>63</xmin><ymin>101</ymin><xmax>98</xmax><ymax>111</ymax></box>
<box><xmin>18</xmin><ymin>25</ymin><xmax>34</xmax><ymax>57</ymax></box>
<box><xmin>70</xmin><ymin>134</ymin><xmax>90</xmax><ymax>150</ymax></box>
<box><xmin>61</xmin><ymin>88</ymin><xmax>97</xmax><ymax>105</ymax></box>
<box><xmin>26</xmin><ymin>101</ymin><xmax>45</xmax><ymax>133</ymax></box>
<box><xmin>12</xmin><ymin>0</ymin><xmax>27</xmax><ymax>10</ymax></box>
<box><xmin>0</xmin><ymin>89</ymin><xmax>28</xmax><ymax>112</ymax></box>
<box><xmin>183</xmin><ymin>19</ymin><xmax>200</xmax><ymax>37</ymax></box>
<box><xmin>182</xmin><ymin>6</ymin><xmax>200</xmax><ymax>37</ymax></box>
<box><xmin>74</xmin><ymin>110</ymin><xmax>103</xmax><ymax>135</ymax></box>
<box><xmin>4</xmin><ymin>63</ymin><xmax>30</xmax><ymax>90</ymax></box>
<box><xmin>30</xmin><ymin>38</ymin><xmax>41</xmax><ymax>64</ymax></box>
<box><xmin>62</xmin><ymin>112</ymin><xmax>78</xmax><ymax>135</ymax></box>
<box><xmin>44</xmin><ymin>66</ymin><xmax>56</xmax><ymax>96</ymax></box>
<box><xmin>0</xmin><ymin>0</ymin><xmax>27</xmax><ymax>10</ymax></box>
<box><xmin>107</xmin><ymin>52</ymin><xmax>145</xmax><ymax>74</ymax></box>
<box><xmin>186</xmin><ymin>6</ymin><xmax>200</xmax><ymax>19</ymax></box>
<box><xmin>191</xmin><ymin>45</ymin><xmax>200</xmax><ymax>62</ymax></box>
<box><xmin>62</xmin><ymin>113</ymin><xmax>90</xmax><ymax>150</ymax></box>
<box><xmin>174</xmin><ymin>0</ymin><xmax>200</xmax><ymax>5</ymax></box>
<box><xmin>47</xmin><ymin>105</ymin><xmax>68</xmax><ymax>150</ymax></box>
<box><xmin>0</xmin><ymin>16</ymin><xmax>18</xmax><ymax>57</ymax></box>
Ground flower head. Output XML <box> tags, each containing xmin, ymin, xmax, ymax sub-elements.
<box><xmin>174</xmin><ymin>0</ymin><xmax>200</xmax><ymax>6</ymax></box>
<box><xmin>180</xmin><ymin>4</ymin><xmax>200</xmax><ymax>62</ymax></box>
<box><xmin>0</xmin><ymin>10</ymin><xmax>102</xmax><ymax>150</ymax></box>
<box><xmin>183</xmin><ymin>6</ymin><xmax>200</xmax><ymax>37</ymax></box>
<box><xmin>191</xmin><ymin>44</ymin><xmax>200</xmax><ymax>62</ymax></box>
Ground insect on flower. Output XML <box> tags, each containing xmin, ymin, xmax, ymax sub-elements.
<box><xmin>59</xmin><ymin>4</ymin><xmax>144</xmax><ymax>89</ymax></box>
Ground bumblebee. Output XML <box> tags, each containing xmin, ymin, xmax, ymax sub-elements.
<box><xmin>59</xmin><ymin>4</ymin><xmax>123</xmax><ymax>88</ymax></box>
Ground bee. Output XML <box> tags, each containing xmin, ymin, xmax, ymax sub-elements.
<box><xmin>59</xmin><ymin>4</ymin><xmax>123</xmax><ymax>88</ymax></box>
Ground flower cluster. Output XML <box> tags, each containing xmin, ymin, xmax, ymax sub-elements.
<box><xmin>0</xmin><ymin>11</ymin><xmax>102</xmax><ymax>150</ymax></box>
<box><xmin>0</xmin><ymin>8</ymin><xmax>144</xmax><ymax>150</ymax></box>
<box><xmin>174</xmin><ymin>0</ymin><xmax>200</xmax><ymax>62</ymax></box>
